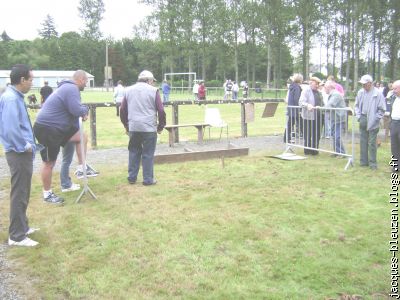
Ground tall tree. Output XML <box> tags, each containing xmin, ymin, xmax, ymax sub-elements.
<box><xmin>293</xmin><ymin>0</ymin><xmax>324</xmax><ymax>79</ymax></box>
<box><xmin>38</xmin><ymin>14</ymin><xmax>58</xmax><ymax>39</ymax></box>
<box><xmin>387</xmin><ymin>0</ymin><xmax>400</xmax><ymax>79</ymax></box>
<box><xmin>78</xmin><ymin>0</ymin><xmax>105</xmax><ymax>40</ymax></box>
<box><xmin>1</xmin><ymin>31</ymin><xmax>13</xmax><ymax>42</ymax></box>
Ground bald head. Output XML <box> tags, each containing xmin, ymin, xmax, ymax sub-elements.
<box><xmin>73</xmin><ymin>70</ymin><xmax>88</xmax><ymax>91</ymax></box>
<box><xmin>324</xmin><ymin>80</ymin><xmax>336</xmax><ymax>94</ymax></box>
<box><xmin>393</xmin><ymin>80</ymin><xmax>400</xmax><ymax>97</ymax></box>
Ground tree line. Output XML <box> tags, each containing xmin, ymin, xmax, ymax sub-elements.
<box><xmin>0</xmin><ymin>0</ymin><xmax>399</xmax><ymax>93</ymax></box>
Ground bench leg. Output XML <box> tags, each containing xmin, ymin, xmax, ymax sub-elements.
<box><xmin>167</xmin><ymin>129</ymin><xmax>175</xmax><ymax>147</ymax></box>
<box><xmin>197</xmin><ymin>127</ymin><xmax>204</xmax><ymax>144</ymax></box>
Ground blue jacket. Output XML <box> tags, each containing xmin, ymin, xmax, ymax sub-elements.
<box><xmin>162</xmin><ymin>83</ymin><xmax>171</xmax><ymax>95</ymax></box>
<box><xmin>0</xmin><ymin>86</ymin><xmax>36</xmax><ymax>153</ymax></box>
<box><xmin>35</xmin><ymin>80</ymin><xmax>88</xmax><ymax>130</ymax></box>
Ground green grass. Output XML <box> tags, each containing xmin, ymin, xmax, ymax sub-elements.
<box><xmin>22</xmin><ymin>90</ymin><xmax>287</xmax><ymax>150</ymax></box>
<box><xmin>0</xmin><ymin>145</ymin><xmax>390</xmax><ymax>299</ymax></box>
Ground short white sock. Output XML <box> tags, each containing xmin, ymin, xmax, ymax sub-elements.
<box><xmin>77</xmin><ymin>164</ymin><xmax>83</xmax><ymax>172</ymax></box>
<box><xmin>43</xmin><ymin>190</ymin><xmax>52</xmax><ymax>198</ymax></box>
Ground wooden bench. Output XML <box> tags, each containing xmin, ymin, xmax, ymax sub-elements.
<box><xmin>164</xmin><ymin>123</ymin><xmax>210</xmax><ymax>147</ymax></box>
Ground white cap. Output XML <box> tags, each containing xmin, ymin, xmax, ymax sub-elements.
<box><xmin>138</xmin><ymin>70</ymin><xmax>156</xmax><ymax>81</ymax></box>
<box><xmin>359</xmin><ymin>74</ymin><xmax>373</xmax><ymax>84</ymax></box>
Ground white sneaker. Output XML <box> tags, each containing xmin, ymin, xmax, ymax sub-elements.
<box><xmin>8</xmin><ymin>237</ymin><xmax>39</xmax><ymax>247</ymax></box>
<box><xmin>26</xmin><ymin>227</ymin><xmax>40</xmax><ymax>235</ymax></box>
<box><xmin>61</xmin><ymin>183</ymin><xmax>81</xmax><ymax>192</ymax></box>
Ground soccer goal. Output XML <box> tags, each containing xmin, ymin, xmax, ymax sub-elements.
<box><xmin>163</xmin><ymin>72</ymin><xmax>197</xmax><ymax>93</ymax></box>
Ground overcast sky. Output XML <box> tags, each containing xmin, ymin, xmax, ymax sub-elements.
<box><xmin>0</xmin><ymin>0</ymin><xmax>153</xmax><ymax>41</ymax></box>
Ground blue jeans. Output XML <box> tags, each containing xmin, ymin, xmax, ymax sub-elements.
<box><xmin>60</xmin><ymin>141</ymin><xmax>75</xmax><ymax>189</ymax></box>
<box><xmin>332</xmin><ymin>122</ymin><xmax>346</xmax><ymax>154</ymax></box>
<box><xmin>163</xmin><ymin>93</ymin><xmax>169</xmax><ymax>103</ymax></box>
<box><xmin>128</xmin><ymin>132</ymin><xmax>157</xmax><ymax>184</ymax></box>
<box><xmin>324</xmin><ymin>114</ymin><xmax>331</xmax><ymax>137</ymax></box>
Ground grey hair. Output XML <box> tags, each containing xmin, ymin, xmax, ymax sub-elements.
<box><xmin>292</xmin><ymin>73</ymin><xmax>303</xmax><ymax>83</ymax></box>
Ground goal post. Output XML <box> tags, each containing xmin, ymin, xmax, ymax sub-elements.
<box><xmin>163</xmin><ymin>72</ymin><xmax>197</xmax><ymax>93</ymax></box>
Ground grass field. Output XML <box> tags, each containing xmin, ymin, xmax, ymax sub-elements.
<box><xmin>22</xmin><ymin>90</ymin><xmax>289</xmax><ymax>150</ymax></box>
<box><xmin>0</xmin><ymin>143</ymin><xmax>390</xmax><ymax>299</ymax></box>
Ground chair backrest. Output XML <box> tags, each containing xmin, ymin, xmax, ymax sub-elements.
<box><xmin>205</xmin><ymin>108</ymin><xmax>225</xmax><ymax>127</ymax></box>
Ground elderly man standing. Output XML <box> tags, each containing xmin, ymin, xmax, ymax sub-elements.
<box><xmin>299</xmin><ymin>76</ymin><xmax>323</xmax><ymax>155</ymax></box>
<box><xmin>120</xmin><ymin>70</ymin><xmax>166</xmax><ymax>185</ymax></box>
<box><xmin>389</xmin><ymin>80</ymin><xmax>400</xmax><ymax>170</ymax></box>
<box><xmin>354</xmin><ymin>74</ymin><xmax>386</xmax><ymax>169</ymax></box>
<box><xmin>0</xmin><ymin>64</ymin><xmax>39</xmax><ymax>246</ymax></box>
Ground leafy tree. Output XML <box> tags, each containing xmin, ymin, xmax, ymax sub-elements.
<box><xmin>78</xmin><ymin>0</ymin><xmax>105</xmax><ymax>40</ymax></box>
<box><xmin>1</xmin><ymin>31</ymin><xmax>13</xmax><ymax>42</ymax></box>
<box><xmin>38</xmin><ymin>14</ymin><xmax>59</xmax><ymax>39</ymax></box>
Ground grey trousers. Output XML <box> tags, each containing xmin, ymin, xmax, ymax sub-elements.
<box><xmin>359</xmin><ymin>115</ymin><xmax>379</xmax><ymax>168</ymax></box>
<box><xmin>5</xmin><ymin>151</ymin><xmax>33</xmax><ymax>242</ymax></box>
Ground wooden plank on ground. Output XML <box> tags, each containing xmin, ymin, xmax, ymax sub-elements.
<box><xmin>154</xmin><ymin>148</ymin><xmax>249</xmax><ymax>164</ymax></box>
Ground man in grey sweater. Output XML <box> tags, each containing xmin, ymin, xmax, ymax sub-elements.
<box><xmin>354</xmin><ymin>74</ymin><xmax>386</xmax><ymax>170</ymax></box>
<box><xmin>120</xmin><ymin>70</ymin><xmax>166</xmax><ymax>185</ymax></box>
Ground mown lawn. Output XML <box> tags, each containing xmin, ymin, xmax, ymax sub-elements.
<box><xmin>21</xmin><ymin>89</ymin><xmax>288</xmax><ymax>150</ymax></box>
<box><xmin>0</xmin><ymin>144</ymin><xmax>390</xmax><ymax>299</ymax></box>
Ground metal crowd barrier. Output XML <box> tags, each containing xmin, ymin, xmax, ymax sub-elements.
<box><xmin>284</xmin><ymin>105</ymin><xmax>355</xmax><ymax>170</ymax></box>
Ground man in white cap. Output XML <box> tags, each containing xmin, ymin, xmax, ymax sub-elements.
<box><xmin>120</xmin><ymin>70</ymin><xmax>166</xmax><ymax>185</ymax></box>
<box><xmin>354</xmin><ymin>74</ymin><xmax>386</xmax><ymax>169</ymax></box>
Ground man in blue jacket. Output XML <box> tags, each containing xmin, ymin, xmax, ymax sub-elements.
<box><xmin>0</xmin><ymin>64</ymin><xmax>39</xmax><ymax>247</ymax></box>
<box><xmin>34</xmin><ymin>70</ymin><xmax>93</xmax><ymax>204</ymax></box>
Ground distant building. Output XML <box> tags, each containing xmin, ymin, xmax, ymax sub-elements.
<box><xmin>0</xmin><ymin>70</ymin><xmax>95</xmax><ymax>88</ymax></box>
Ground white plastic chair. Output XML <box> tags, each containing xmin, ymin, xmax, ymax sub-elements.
<box><xmin>204</xmin><ymin>107</ymin><xmax>229</xmax><ymax>141</ymax></box>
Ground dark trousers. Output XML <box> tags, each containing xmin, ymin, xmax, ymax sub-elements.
<box><xmin>128</xmin><ymin>132</ymin><xmax>157</xmax><ymax>184</ymax></box>
<box><xmin>5</xmin><ymin>151</ymin><xmax>33</xmax><ymax>242</ymax></box>
<box><xmin>391</xmin><ymin>120</ymin><xmax>400</xmax><ymax>165</ymax></box>
<box><xmin>303</xmin><ymin>115</ymin><xmax>321</xmax><ymax>155</ymax></box>
<box><xmin>284</xmin><ymin>110</ymin><xmax>302</xmax><ymax>143</ymax></box>
<box><xmin>359</xmin><ymin>115</ymin><xmax>379</xmax><ymax>167</ymax></box>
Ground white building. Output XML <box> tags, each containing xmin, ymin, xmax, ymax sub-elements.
<box><xmin>0</xmin><ymin>70</ymin><xmax>95</xmax><ymax>88</ymax></box>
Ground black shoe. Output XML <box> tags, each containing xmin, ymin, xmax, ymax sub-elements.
<box><xmin>143</xmin><ymin>180</ymin><xmax>157</xmax><ymax>186</ymax></box>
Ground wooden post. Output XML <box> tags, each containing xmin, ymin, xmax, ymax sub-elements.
<box><xmin>172</xmin><ymin>103</ymin><xmax>179</xmax><ymax>143</ymax></box>
<box><xmin>89</xmin><ymin>106</ymin><xmax>97</xmax><ymax>149</ymax></box>
<box><xmin>241</xmin><ymin>102</ymin><xmax>248</xmax><ymax>137</ymax></box>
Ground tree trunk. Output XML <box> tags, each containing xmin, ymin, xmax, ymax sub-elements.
<box><xmin>340</xmin><ymin>23</ymin><xmax>345</xmax><ymax>81</ymax></box>
<box><xmin>372</xmin><ymin>21</ymin><xmax>376</xmax><ymax>79</ymax></box>
<box><xmin>234</xmin><ymin>28</ymin><xmax>239</xmax><ymax>84</ymax></box>
<box><xmin>388</xmin><ymin>2</ymin><xmax>400</xmax><ymax>79</ymax></box>
<box><xmin>326</xmin><ymin>25</ymin><xmax>329</xmax><ymax>75</ymax></box>
<box><xmin>345</xmin><ymin>3</ymin><xmax>351</xmax><ymax>93</ymax></box>
<box><xmin>377</xmin><ymin>19</ymin><xmax>382</xmax><ymax>82</ymax></box>
<box><xmin>332</xmin><ymin>27</ymin><xmax>337</xmax><ymax>78</ymax></box>
<box><xmin>266</xmin><ymin>42</ymin><xmax>271</xmax><ymax>89</ymax></box>
<box><xmin>302</xmin><ymin>17</ymin><xmax>309</xmax><ymax>79</ymax></box>
<box><xmin>353</xmin><ymin>16</ymin><xmax>359</xmax><ymax>93</ymax></box>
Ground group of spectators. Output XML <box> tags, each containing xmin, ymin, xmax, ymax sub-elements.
<box><xmin>284</xmin><ymin>72</ymin><xmax>400</xmax><ymax>171</ymax></box>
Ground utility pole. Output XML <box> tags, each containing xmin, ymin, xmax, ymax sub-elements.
<box><xmin>105</xmin><ymin>41</ymin><xmax>109</xmax><ymax>92</ymax></box>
